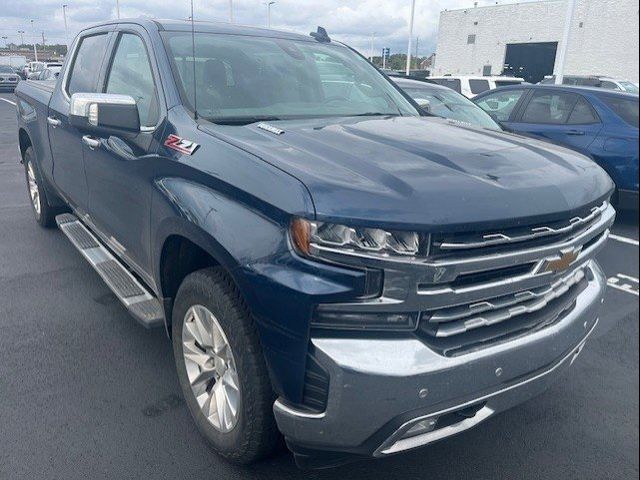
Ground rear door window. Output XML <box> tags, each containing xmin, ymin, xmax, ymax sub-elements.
<box><xmin>66</xmin><ymin>34</ymin><xmax>109</xmax><ymax>95</ymax></box>
<box><xmin>520</xmin><ymin>91</ymin><xmax>577</xmax><ymax>124</ymax></box>
<box><xmin>475</xmin><ymin>89</ymin><xmax>526</xmax><ymax>121</ymax></box>
<box><xmin>567</xmin><ymin>97</ymin><xmax>600</xmax><ymax>124</ymax></box>
<box><xmin>469</xmin><ymin>79</ymin><xmax>490</xmax><ymax>95</ymax></box>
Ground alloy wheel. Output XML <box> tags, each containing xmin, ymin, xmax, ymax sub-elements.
<box><xmin>182</xmin><ymin>305</ymin><xmax>241</xmax><ymax>433</ymax></box>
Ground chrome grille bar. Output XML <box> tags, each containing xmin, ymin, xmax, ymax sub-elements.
<box><xmin>438</xmin><ymin>201</ymin><xmax>607</xmax><ymax>251</ymax></box>
<box><xmin>424</xmin><ymin>267</ymin><xmax>587</xmax><ymax>338</ymax></box>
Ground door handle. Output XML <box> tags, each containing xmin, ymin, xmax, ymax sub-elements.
<box><xmin>82</xmin><ymin>135</ymin><xmax>101</xmax><ymax>150</ymax></box>
<box><xmin>47</xmin><ymin>116</ymin><xmax>61</xmax><ymax>128</ymax></box>
<box><xmin>567</xmin><ymin>130</ymin><xmax>585</xmax><ymax>136</ymax></box>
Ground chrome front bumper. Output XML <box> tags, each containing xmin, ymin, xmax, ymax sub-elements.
<box><xmin>274</xmin><ymin>260</ymin><xmax>607</xmax><ymax>465</ymax></box>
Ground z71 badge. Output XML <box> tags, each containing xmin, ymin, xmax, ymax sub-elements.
<box><xmin>164</xmin><ymin>134</ymin><xmax>200</xmax><ymax>155</ymax></box>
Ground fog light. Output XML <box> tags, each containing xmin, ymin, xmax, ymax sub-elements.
<box><xmin>402</xmin><ymin>418</ymin><xmax>438</xmax><ymax>439</ymax></box>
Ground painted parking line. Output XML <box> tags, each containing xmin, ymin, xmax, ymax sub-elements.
<box><xmin>608</xmin><ymin>273</ymin><xmax>640</xmax><ymax>297</ymax></box>
<box><xmin>610</xmin><ymin>234</ymin><xmax>639</xmax><ymax>247</ymax></box>
<box><xmin>0</xmin><ymin>97</ymin><xmax>16</xmax><ymax>106</ymax></box>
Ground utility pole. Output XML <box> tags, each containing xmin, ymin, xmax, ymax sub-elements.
<box><xmin>405</xmin><ymin>0</ymin><xmax>416</xmax><ymax>76</ymax></box>
<box><xmin>30</xmin><ymin>19</ymin><xmax>38</xmax><ymax>62</ymax></box>
<box><xmin>62</xmin><ymin>4</ymin><xmax>69</xmax><ymax>47</ymax></box>
<box><xmin>555</xmin><ymin>0</ymin><xmax>576</xmax><ymax>85</ymax></box>
<box><xmin>414</xmin><ymin>36</ymin><xmax>419</xmax><ymax>70</ymax></box>
<box><xmin>18</xmin><ymin>30</ymin><xmax>25</xmax><ymax>47</ymax></box>
<box><xmin>116</xmin><ymin>0</ymin><xmax>121</xmax><ymax>19</ymax></box>
<box><xmin>228</xmin><ymin>0</ymin><xmax>234</xmax><ymax>22</ymax></box>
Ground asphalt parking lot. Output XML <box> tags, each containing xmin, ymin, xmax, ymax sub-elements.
<box><xmin>0</xmin><ymin>90</ymin><xmax>637</xmax><ymax>480</ymax></box>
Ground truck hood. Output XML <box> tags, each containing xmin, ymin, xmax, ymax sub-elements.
<box><xmin>201</xmin><ymin>116</ymin><xmax>613</xmax><ymax>231</ymax></box>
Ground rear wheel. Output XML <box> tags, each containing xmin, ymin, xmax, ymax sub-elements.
<box><xmin>23</xmin><ymin>147</ymin><xmax>56</xmax><ymax>228</ymax></box>
<box><xmin>172</xmin><ymin>267</ymin><xmax>280</xmax><ymax>464</ymax></box>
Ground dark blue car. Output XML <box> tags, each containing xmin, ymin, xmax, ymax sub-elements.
<box><xmin>474</xmin><ymin>85</ymin><xmax>639</xmax><ymax>209</ymax></box>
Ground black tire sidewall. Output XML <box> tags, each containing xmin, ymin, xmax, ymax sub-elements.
<box><xmin>172</xmin><ymin>270</ymin><xmax>258</xmax><ymax>459</ymax></box>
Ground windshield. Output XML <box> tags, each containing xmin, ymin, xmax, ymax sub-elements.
<box><xmin>402</xmin><ymin>85</ymin><xmax>501</xmax><ymax>130</ymax></box>
<box><xmin>0</xmin><ymin>65</ymin><xmax>15</xmax><ymax>73</ymax></box>
<box><xmin>162</xmin><ymin>32</ymin><xmax>420</xmax><ymax>123</ymax></box>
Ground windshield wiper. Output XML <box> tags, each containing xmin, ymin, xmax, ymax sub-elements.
<box><xmin>208</xmin><ymin>116</ymin><xmax>283</xmax><ymax>126</ymax></box>
<box><xmin>350</xmin><ymin>112</ymin><xmax>402</xmax><ymax>117</ymax></box>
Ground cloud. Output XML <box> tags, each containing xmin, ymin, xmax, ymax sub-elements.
<box><xmin>1</xmin><ymin>0</ymin><xmax>529</xmax><ymax>56</ymax></box>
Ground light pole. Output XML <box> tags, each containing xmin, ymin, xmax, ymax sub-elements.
<box><xmin>116</xmin><ymin>0</ymin><xmax>120</xmax><ymax>19</ymax></box>
<box><xmin>405</xmin><ymin>0</ymin><xmax>416</xmax><ymax>76</ymax></box>
<box><xmin>555</xmin><ymin>0</ymin><xmax>576</xmax><ymax>85</ymax></box>
<box><xmin>266</xmin><ymin>1</ymin><xmax>275</xmax><ymax>28</ymax></box>
<box><xmin>30</xmin><ymin>19</ymin><xmax>38</xmax><ymax>62</ymax></box>
<box><xmin>62</xmin><ymin>4</ymin><xmax>69</xmax><ymax>47</ymax></box>
<box><xmin>1</xmin><ymin>36</ymin><xmax>8</xmax><ymax>49</ymax></box>
<box><xmin>18</xmin><ymin>30</ymin><xmax>25</xmax><ymax>47</ymax></box>
<box><xmin>369</xmin><ymin>32</ymin><xmax>376</xmax><ymax>63</ymax></box>
<box><xmin>228</xmin><ymin>0</ymin><xmax>234</xmax><ymax>22</ymax></box>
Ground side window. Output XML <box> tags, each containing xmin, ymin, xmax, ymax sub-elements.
<box><xmin>602</xmin><ymin>96</ymin><xmax>639</xmax><ymax>128</ymax></box>
<box><xmin>431</xmin><ymin>78</ymin><xmax>462</xmax><ymax>93</ymax></box>
<box><xmin>469</xmin><ymin>79</ymin><xmax>490</xmax><ymax>95</ymax></box>
<box><xmin>105</xmin><ymin>33</ymin><xmax>159</xmax><ymax>127</ymax></box>
<box><xmin>67</xmin><ymin>34</ymin><xmax>109</xmax><ymax>95</ymax></box>
<box><xmin>520</xmin><ymin>91</ymin><xmax>577</xmax><ymax>124</ymax></box>
<box><xmin>600</xmin><ymin>81</ymin><xmax>620</xmax><ymax>91</ymax></box>
<box><xmin>475</xmin><ymin>89</ymin><xmax>525</xmax><ymax>121</ymax></box>
<box><xmin>567</xmin><ymin>97</ymin><xmax>599</xmax><ymax>124</ymax></box>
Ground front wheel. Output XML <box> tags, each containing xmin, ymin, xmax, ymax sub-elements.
<box><xmin>23</xmin><ymin>147</ymin><xmax>56</xmax><ymax>228</ymax></box>
<box><xmin>172</xmin><ymin>267</ymin><xmax>280</xmax><ymax>464</ymax></box>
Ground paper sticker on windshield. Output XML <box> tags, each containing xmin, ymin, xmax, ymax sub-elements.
<box><xmin>164</xmin><ymin>134</ymin><xmax>200</xmax><ymax>155</ymax></box>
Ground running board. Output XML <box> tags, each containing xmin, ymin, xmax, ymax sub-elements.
<box><xmin>56</xmin><ymin>213</ymin><xmax>164</xmax><ymax>328</ymax></box>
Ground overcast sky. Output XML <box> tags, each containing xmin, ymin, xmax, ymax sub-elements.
<box><xmin>1</xmin><ymin>0</ymin><xmax>529</xmax><ymax>57</ymax></box>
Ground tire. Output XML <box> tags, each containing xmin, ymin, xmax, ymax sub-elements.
<box><xmin>172</xmin><ymin>267</ymin><xmax>280</xmax><ymax>464</ymax></box>
<box><xmin>23</xmin><ymin>146</ymin><xmax>56</xmax><ymax>228</ymax></box>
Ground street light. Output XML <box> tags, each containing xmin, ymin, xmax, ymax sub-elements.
<box><xmin>62</xmin><ymin>4</ymin><xmax>69</xmax><ymax>47</ymax></box>
<box><xmin>30</xmin><ymin>19</ymin><xmax>38</xmax><ymax>62</ymax></box>
<box><xmin>1</xmin><ymin>37</ymin><xmax>8</xmax><ymax>49</ymax></box>
<box><xmin>266</xmin><ymin>1</ymin><xmax>275</xmax><ymax>28</ymax></box>
<box><xmin>116</xmin><ymin>0</ymin><xmax>120</xmax><ymax>19</ymax></box>
<box><xmin>228</xmin><ymin>0</ymin><xmax>234</xmax><ymax>22</ymax></box>
<box><xmin>405</xmin><ymin>0</ymin><xmax>416</xmax><ymax>76</ymax></box>
<box><xmin>18</xmin><ymin>30</ymin><xmax>25</xmax><ymax>46</ymax></box>
<box><xmin>369</xmin><ymin>32</ymin><xmax>376</xmax><ymax>63</ymax></box>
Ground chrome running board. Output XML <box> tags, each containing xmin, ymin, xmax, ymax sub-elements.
<box><xmin>56</xmin><ymin>213</ymin><xmax>164</xmax><ymax>328</ymax></box>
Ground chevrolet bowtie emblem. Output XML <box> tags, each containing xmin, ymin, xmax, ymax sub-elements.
<box><xmin>541</xmin><ymin>247</ymin><xmax>581</xmax><ymax>274</ymax></box>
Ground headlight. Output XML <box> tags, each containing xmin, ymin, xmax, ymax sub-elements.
<box><xmin>291</xmin><ymin>218</ymin><xmax>426</xmax><ymax>259</ymax></box>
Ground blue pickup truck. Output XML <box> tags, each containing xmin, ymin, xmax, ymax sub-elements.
<box><xmin>15</xmin><ymin>19</ymin><xmax>616</xmax><ymax>469</ymax></box>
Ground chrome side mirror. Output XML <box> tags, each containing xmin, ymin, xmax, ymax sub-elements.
<box><xmin>69</xmin><ymin>93</ymin><xmax>140</xmax><ymax>136</ymax></box>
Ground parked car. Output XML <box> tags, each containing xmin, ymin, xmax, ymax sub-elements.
<box><xmin>27</xmin><ymin>62</ymin><xmax>63</xmax><ymax>80</ymax></box>
<box><xmin>540</xmin><ymin>75</ymin><xmax>639</xmax><ymax>94</ymax></box>
<box><xmin>31</xmin><ymin>66</ymin><xmax>62</xmax><ymax>81</ymax></box>
<box><xmin>392</xmin><ymin>77</ymin><xmax>501</xmax><ymax>129</ymax></box>
<box><xmin>474</xmin><ymin>85</ymin><xmax>639</xmax><ymax>209</ymax></box>
<box><xmin>0</xmin><ymin>65</ymin><xmax>21</xmax><ymax>91</ymax></box>
<box><xmin>428</xmin><ymin>75</ymin><xmax>526</xmax><ymax>98</ymax></box>
<box><xmin>16</xmin><ymin>19</ymin><xmax>615</xmax><ymax>469</ymax></box>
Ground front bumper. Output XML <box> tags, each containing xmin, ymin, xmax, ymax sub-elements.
<box><xmin>274</xmin><ymin>260</ymin><xmax>607</xmax><ymax>468</ymax></box>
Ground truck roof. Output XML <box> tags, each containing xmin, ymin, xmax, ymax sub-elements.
<box><xmin>82</xmin><ymin>18</ymin><xmax>316</xmax><ymax>43</ymax></box>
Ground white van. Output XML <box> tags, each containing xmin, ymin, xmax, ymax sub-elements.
<box><xmin>428</xmin><ymin>75</ymin><xmax>526</xmax><ymax>98</ymax></box>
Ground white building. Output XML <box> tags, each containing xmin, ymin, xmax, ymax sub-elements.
<box><xmin>433</xmin><ymin>0</ymin><xmax>640</xmax><ymax>83</ymax></box>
